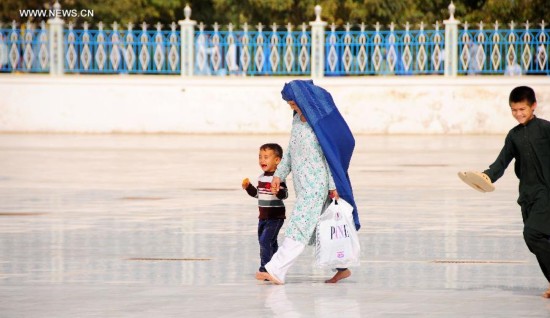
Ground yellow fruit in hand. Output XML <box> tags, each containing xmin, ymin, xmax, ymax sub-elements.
<box><xmin>242</xmin><ymin>178</ymin><xmax>249</xmax><ymax>187</ymax></box>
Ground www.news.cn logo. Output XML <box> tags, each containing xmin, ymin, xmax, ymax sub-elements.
<box><xmin>19</xmin><ymin>9</ymin><xmax>94</xmax><ymax>18</ymax></box>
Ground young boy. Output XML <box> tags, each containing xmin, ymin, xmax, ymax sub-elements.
<box><xmin>242</xmin><ymin>143</ymin><xmax>288</xmax><ymax>273</ymax></box>
<box><xmin>467</xmin><ymin>86</ymin><xmax>550</xmax><ymax>298</ymax></box>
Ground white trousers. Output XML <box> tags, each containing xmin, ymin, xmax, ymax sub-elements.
<box><xmin>264</xmin><ymin>237</ymin><xmax>305</xmax><ymax>284</ymax></box>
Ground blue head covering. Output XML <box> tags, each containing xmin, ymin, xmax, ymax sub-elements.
<box><xmin>281</xmin><ymin>80</ymin><xmax>360</xmax><ymax>230</ymax></box>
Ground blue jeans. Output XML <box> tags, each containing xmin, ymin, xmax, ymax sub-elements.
<box><xmin>258</xmin><ymin>218</ymin><xmax>284</xmax><ymax>272</ymax></box>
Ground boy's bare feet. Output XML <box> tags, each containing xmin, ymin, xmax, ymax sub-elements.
<box><xmin>256</xmin><ymin>271</ymin><xmax>283</xmax><ymax>285</ymax></box>
<box><xmin>325</xmin><ymin>269</ymin><xmax>351</xmax><ymax>283</ymax></box>
<box><xmin>542</xmin><ymin>285</ymin><xmax>550</xmax><ymax>298</ymax></box>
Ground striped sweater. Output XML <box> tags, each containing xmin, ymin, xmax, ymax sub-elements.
<box><xmin>245</xmin><ymin>171</ymin><xmax>288</xmax><ymax>220</ymax></box>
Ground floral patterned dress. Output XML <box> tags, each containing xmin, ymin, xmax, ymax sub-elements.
<box><xmin>275</xmin><ymin>114</ymin><xmax>335</xmax><ymax>244</ymax></box>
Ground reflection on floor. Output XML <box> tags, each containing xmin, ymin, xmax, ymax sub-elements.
<box><xmin>1</xmin><ymin>134</ymin><xmax>549</xmax><ymax>317</ymax></box>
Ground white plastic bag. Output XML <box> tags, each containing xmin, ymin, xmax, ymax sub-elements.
<box><xmin>315</xmin><ymin>198</ymin><xmax>360</xmax><ymax>268</ymax></box>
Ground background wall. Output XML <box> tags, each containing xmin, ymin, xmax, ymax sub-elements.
<box><xmin>1</xmin><ymin>75</ymin><xmax>549</xmax><ymax>134</ymax></box>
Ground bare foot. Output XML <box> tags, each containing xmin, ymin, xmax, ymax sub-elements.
<box><xmin>542</xmin><ymin>286</ymin><xmax>550</xmax><ymax>298</ymax></box>
<box><xmin>325</xmin><ymin>269</ymin><xmax>351</xmax><ymax>283</ymax></box>
<box><xmin>255</xmin><ymin>271</ymin><xmax>283</xmax><ymax>285</ymax></box>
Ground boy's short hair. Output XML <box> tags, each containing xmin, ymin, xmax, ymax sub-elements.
<box><xmin>260</xmin><ymin>143</ymin><xmax>283</xmax><ymax>158</ymax></box>
<box><xmin>509</xmin><ymin>86</ymin><xmax>536</xmax><ymax>106</ymax></box>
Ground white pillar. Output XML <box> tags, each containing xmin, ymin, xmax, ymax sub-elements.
<box><xmin>444</xmin><ymin>1</ymin><xmax>460</xmax><ymax>77</ymax></box>
<box><xmin>309</xmin><ymin>5</ymin><xmax>327</xmax><ymax>78</ymax></box>
<box><xmin>178</xmin><ymin>5</ymin><xmax>196</xmax><ymax>77</ymax></box>
<box><xmin>47</xmin><ymin>1</ymin><xmax>64</xmax><ymax>75</ymax></box>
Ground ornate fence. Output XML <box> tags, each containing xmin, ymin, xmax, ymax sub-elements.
<box><xmin>195</xmin><ymin>23</ymin><xmax>312</xmax><ymax>76</ymax></box>
<box><xmin>323</xmin><ymin>22</ymin><xmax>445</xmax><ymax>75</ymax></box>
<box><xmin>63</xmin><ymin>22</ymin><xmax>181</xmax><ymax>74</ymax></box>
<box><xmin>0</xmin><ymin>21</ymin><xmax>50</xmax><ymax>73</ymax></box>
<box><xmin>457</xmin><ymin>21</ymin><xmax>548</xmax><ymax>75</ymax></box>
<box><xmin>0</xmin><ymin>2</ymin><xmax>548</xmax><ymax>76</ymax></box>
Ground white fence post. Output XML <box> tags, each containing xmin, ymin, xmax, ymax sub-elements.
<box><xmin>444</xmin><ymin>1</ymin><xmax>460</xmax><ymax>76</ymax></box>
<box><xmin>47</xmin><ymin>1</ymin><xmax>64</xmax><ymax>75</ymax></box>
<box><xmin>309</xmin><ymin>5</ymin><xmax>327</xmax><ymax>78</ymax></box>
<box><xmin>178</xmin><ymin>5</ymin><xmax>196</xmax><ymax>77</ymax></box>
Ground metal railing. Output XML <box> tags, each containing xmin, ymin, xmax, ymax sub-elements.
<box><xmin>0</xmin><ymin>2</ymin><xmax>548</xmax><ymax>76</ymax></box>
<box><xmin>194</xmin><ymin>23</ymin><xmax>311</xmax><ymax>76</ymax></box>
<box><xmin>63</xmin><ymin>23</ymin><xmax>181</xmax><ymax>74</ymax></box>
<box><xmin>323</xmin><ymin>23</ymin><xmax>445</xmax><ymax>75</ymax></box>
<box><xmin>457</xmin><ymin>23</ymin><xmax>549</xmax><ymax>75</ymax></box>
<box><xmin>0</xmin><ymin>22</ymin><xmax>49</xmax><ymax>73</ymax></box>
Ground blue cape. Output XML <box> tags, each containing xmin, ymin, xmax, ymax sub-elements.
<box><xmin>281</xmin><ymin>80</ymin><xmax>360</xmax><ymax>230</ymax></box>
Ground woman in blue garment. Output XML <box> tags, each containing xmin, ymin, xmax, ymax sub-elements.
<box><xmin>255</xmin><ymin>80</ymin><xmax>360</xmax><ymax>285</ymax></box>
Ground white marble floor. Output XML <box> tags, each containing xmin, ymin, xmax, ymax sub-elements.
<box><xmin>1</xmin><ymin>133</ymin><xmax>549</xmax><ymax>317</ymax></box>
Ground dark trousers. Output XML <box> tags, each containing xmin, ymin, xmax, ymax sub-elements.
<box><xmin>258</xmin><ymin>218</ymin><xmax>284</xmax><ymax>272</ymax></box>
<box><xmin>523</xmin><ymin>226</ymin><xmax>550</xmax><ymax>282</ymax></box>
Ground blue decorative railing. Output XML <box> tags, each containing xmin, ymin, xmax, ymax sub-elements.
<box><xmin>324</xmin><ymin>23</ymin><xmax>445</xmax><ymax>75</ymax></box>
<box><xmin>63</xmin><ymin>22</ymin><xmax>181</xmax><ymax>74</ymax></box>
<box><xmin>0</xmin><ymin>9</ymin><xmax>548</xmax><ymax>76</ymax></box>
<box><xmin>457</xmin><ymin>23</ymin><xmax>549</xmax><ymax>75</ymax></box>
<box><xmin>195</xmin><ymin>24</ymin><xmax>311</xmax><ymax>76</ymax></box>
<box><xmin>0</xmin><ymin>22</ymin><xmax>49</xmax><ymax>73</ymax></box>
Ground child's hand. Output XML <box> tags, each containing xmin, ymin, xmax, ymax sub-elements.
<box><xmin>242</xmin><ymin>178</ymin><xmax>250</xmax><ymax>189</ymax></box>
<box><xmin>271</xmin><ymin>177</ymin><xmax>281</xmax><ymax>194</ymax></box>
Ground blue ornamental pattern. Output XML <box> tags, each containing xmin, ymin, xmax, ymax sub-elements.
<box><xmin>0</xmin><ymin>5</ymin><xmax>548</xmax><ymax>75</ymax></box>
